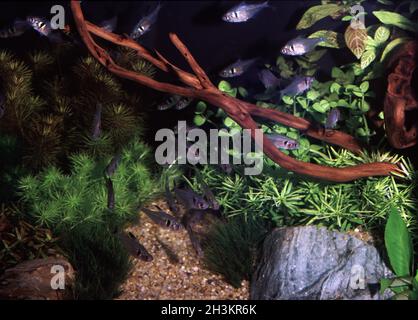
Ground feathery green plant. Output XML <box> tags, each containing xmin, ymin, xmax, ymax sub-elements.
<box><xmin>17</xmin><ymin>138</ymin><xmax>178</xmax><ymax>299</ymax></box>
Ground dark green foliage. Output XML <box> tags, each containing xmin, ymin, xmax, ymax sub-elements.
<box><xmin>0</xmin><ymin>203</ymin><xmax>62</xmax><ymax>274</ymax></box>
<box><xmin>189</xmin><ymin>150</ymin><xmax>417</xmax><ymax>234</ymax></box>
<box><xmin>18</xmin><ymin>138</ymin><xmax>178</xmax><ymax>299</ymax></box>
<box><xmin>0</xmin><ymin>46</ymin><xmax>155</xmax><ymax>171</ymax></box>
<box><xmin>64</xmin><ymin>229</ymin><xmax>132</xmax><ymax>300</ymax></box>
<box><xmin>0</xmin><ymin>134</ymin><xmax>28</xmax><ymax>203</ymax></box>
<box><xmin>203</xmin><ymin>217</ymin><xmax>269</xmax><ymax>288</ymax></box>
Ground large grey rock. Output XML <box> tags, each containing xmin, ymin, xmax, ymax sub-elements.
<box><xmin>251</xmin><ymin>226</ymin><xmax>393</xmax><ymax>300</ymax></box>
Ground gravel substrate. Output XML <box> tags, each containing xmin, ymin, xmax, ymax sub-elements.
<box><xmin>115</xmin><ymin>200</ymin><xmax>249</xmax><ymax>300</ymax></box>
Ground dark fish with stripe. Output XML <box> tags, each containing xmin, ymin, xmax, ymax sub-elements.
<box><xmin>0</xmin><ymin>91</ymin><xmax>5</xmax><ymax>119</ymax></box>
<box><xmin>105</xmin><ymin>152</ymin><xmax>121</xmax><ymax>177</ymax></box>
<box><xmin>325</xmin><ymin>108</ymin><xmax>341</xmax><ymax>129</ymax></box>
<box><xmin>117</xmin><ymin>231</ymin><xmax>153</xmax><ymax>262</ymax></box>
<box><xmin>266</xmin><ymin>134</ymin><xmax>299</xmax><ymax>150</ymax></box>
<box><xmin>141</xmin><ymin>206</ymin><xmax>183</xmax><ymax>231</ymax></box>
<box><xmin>157</xmin><ymin>95</ymin><xmax>181</xmax><ymax>111</ymax></box>
<box><xmin>195</xmin><ymin>170</ymin><xmax>220</xmax><ymax>210</ymax></box>
<box><xmin>165</xmin><ymin>177</ymin><xmax>179</xmax><ymax>216</ymax></box>
<box><xmin>185</xmin><ymin>224</ymin><xmax>204</xmax><ymax>257</ymax></box>
<box><xmin>219</xmin><ymin>58</ymin><xmax>258</xmax><ymax>78</ymax></box>
<box><xmin>174</xmin><ymin>97</ymin><xmax>194</xmax><ymax>110</ymax></box>
<box><xmin>131</xmin><ymin>3</ymin><xmax>162</xmax><ymax>39</ymax></box>
<box><xmin>174</xmin><ymin>188</ymin><xmax>210</xmax><ymax>210</ymax></box>
<box><xmin>222</xmin><ymin>1</ymin><xmax>271</xmax><ymax>23</ymax></box>
<box><xmin>91</xmin><ymin>103</ymin><xmax>102</xmax><ymax>140</ymax></box>
<box><xmin>0</xmin><ymin>19</ymin><xmax>30</xmax><ymax>38</ymax></box>
<box><xmin>105</xmin><ymin>177</ymin><xmax>115</xmax><ymax>211</ymax></box>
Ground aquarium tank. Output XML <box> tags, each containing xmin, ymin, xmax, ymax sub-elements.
<box><xmin>0</xmin><ymin>0</ymin><xmax>417</xmax><ymax>309</ymax></box>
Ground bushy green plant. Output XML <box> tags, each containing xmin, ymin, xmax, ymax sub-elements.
<box><xmin>187</xmin><ymin>148</ymin><xmax>417</xmax><ymax>234</ymax></box>
<box><xmin>17</xmin><ymin>138</ymin><xmax>178</xmax><ymax>299</ymax></box>
<box><xmin>0</xmin><ymin>46</ymin><xmax>154</xmax><ymax>171</ymax></box>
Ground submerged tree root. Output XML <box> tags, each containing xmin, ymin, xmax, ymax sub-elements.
<box><xmin>70</xmin><ymin>0</ymin><xmax>401</xmax><ymax>182</ymax></box>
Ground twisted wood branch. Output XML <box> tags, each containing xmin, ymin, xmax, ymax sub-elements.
<box><xmin>70</xmin><ymin>0</ymin><xmax>401</xmax><ymax>182</ymax></box>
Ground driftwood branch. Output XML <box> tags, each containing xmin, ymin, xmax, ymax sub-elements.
<box><xmin>384</xmin><ymin>41</ymin><xmax>418</xmax><ymax>149</ymax></box>
<box><xmin>70</xmin><ymin>0</ymin><xmax>401</xmax><ymax>182</ymax></box>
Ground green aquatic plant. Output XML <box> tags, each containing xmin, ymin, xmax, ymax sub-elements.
<box><xmin>380</xmin><ymin>206</ymin><xmax>418</xmax><ymax>300</ymax></box>
<box><xmin>0</xmin><ymin>46</ymin><xmax>155</xmax><ymax>171</ymax></box>
<box><xmin>17</xmin><ymin>138</ymin><xmax>176</xmax><ymax>299</ymax></box>
<box><xmin>187</xmin><ymin>148</ymin><xmax>417</xmax><ymax>234</ymax></box>
<box><xmin>203</xmin><ymin>216</ymin><xmax>269</xmax><ymax>288</ymax></box>
<box><xmin>0</xmin><ymin>203</ymin><xmax>62</xmax><ymax>275</ymax></box>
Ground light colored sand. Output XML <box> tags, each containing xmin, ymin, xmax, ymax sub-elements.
<box><xmin>116</xmin><ymin>200</ymin><xmax>249</xmax><ymax>300</ymax></box>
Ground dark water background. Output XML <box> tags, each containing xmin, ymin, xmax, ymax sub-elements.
<box><xmin>3</xmin><ymin>0</ymin><xmax>414</xmax><ymax>160</ymax></box>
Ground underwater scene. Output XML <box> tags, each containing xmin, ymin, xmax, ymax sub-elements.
<box><xmin>0</xmin><ymin>0</ymin><xmax>418</xmax><ymax>303</ymax></box>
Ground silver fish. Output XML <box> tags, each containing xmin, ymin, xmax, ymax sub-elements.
<box><xmin>26</xmin><ymin>16</ymin><xmax>63</xmax><ymax>43</ymax></box>
<box><xmin>141</xmin><ymin>207</ymin><xmax>183</xmax><ymax>231</ymax></box>
<box><xmin>157</xmin><ymin>95</ymin><xmax>181</xmax><ymax>111</ymax></box>
<box><xmin>325</xmin><ymin>108</ymin><xmax>341</xmax><ymax>129</ymax></box>
<box><xmin>105</xmin><ymin>152</ymin><xmax>121</xmax><ymax>177</ymax></box>
<box><xmin>0</xmin><ymin>19</ymin><xmax>30</xmax><ymax>38</ymax></box>
<box><xmin>174</xmin><ymin>188</ymin><xmax>210</xmax><ymax>210</ymax></box>
<box><xmin>281</xmin><ymin>37</ymin><xmax>325</xmax><ymax>56</ymax></box>
<box><xmin>266</xmin><ymin>134</ymin><xmax>299</xmax><ymax>150</ymax></box>
<box><xmin>26</xmin><ymin>16</ymin><xmax>52</xmax><ymax>37</ymax></box>
<box><xmin>258</xmin><ymin>69</ymin><xmax>282</xmax><ymax>89</ymax></box>
<box><xmin>219</xmin><ymin>58</ymin><xmax>258</xmax><ymax>78</ymax></box>
<box><xmin>175</xmin><ymin>97</ymin><xmax>194</xmax><ymax>110</ymax></box>
<box><xmin>131</xmin><ymin>3</ymin><xmax>162</xmax><ymax>39</ymax></box>
<box><xmin>117</xmin><ymin>231</ymin><xmax>153</xmax><ymax>262</ymax></box>
<box><xmin>222</xmin><ymin>1</ymin><xmax>270</xmax><ymax>23</ymax></box>
<box><xmin>91</xmin><ymin>103</ymin><xmax>102</xmax><ymax>140</ymax></box>
<box><xmin>99</xmin><ymin>16</ymin><xmax>118</xmax><ymax>33</ymax></box>
<box><xmin>280</xmin><ymin>76</ymin><xmax>314</xmax><ymax>97</ymax></box>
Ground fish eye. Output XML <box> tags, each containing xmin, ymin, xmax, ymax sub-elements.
<box><xmin>165</xmin><ymin>220</ymin><xmax>171</xmax><ymax>227</ymax></box>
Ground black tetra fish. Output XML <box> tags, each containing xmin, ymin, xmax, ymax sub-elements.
<box><xmin>91</xmin><ymin>103</ymin><xmax>102</xmax><ymax>140</ymax></box>
<box><xmin>194</xmin><ymin>171</ymin><xmax>220</xmax><ymax>210</ymax></box>
<box><xmin>117</xmin><ymin>231</ymin><xmax>153</xmax><ymax>262</ymax></box>
<box><xmin>141</xmin><ymin>206</ymin><xmax>183</xmax><ymax>231</ymax></box>
<box><xmin>174</xmin><ymin>188</ymin><xmax>210</xmax><ymax>211</ymax></box>
<box><xmin>105</xmin><ymin>152</ymin><xmax>121</xmax><ymax>177</ymax></box>
<box><xmin>105</xmin><ymin>177</ymin><xmax>115</xmax><ymax>211</ymax></box>
<box><xmin>165</xmin><ymin>177</ymin><xmax>179</xmax><ymax>216</ymax></box>
<box><xmin>185</xmin><ymin>224</ymin><xmax>204</xmax><ymax>258</ymax></box>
